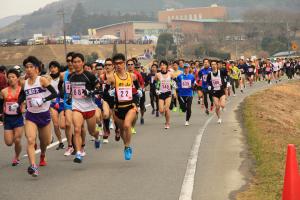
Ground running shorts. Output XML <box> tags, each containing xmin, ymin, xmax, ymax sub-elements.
<box><xmin>25</xmin><ymin>111</ymin><xmax>51</xmax><ymax>128</ymax></box>
<box><xmin>4</xmin><ymin>114</ymin><xmax>24</xmax><ymax>130</ymax></box>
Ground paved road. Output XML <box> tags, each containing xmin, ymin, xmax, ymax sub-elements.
<box><xmin>0</xmin><ymin>81</ymin><xmax>274</xmax><ymax>200</ymax></box>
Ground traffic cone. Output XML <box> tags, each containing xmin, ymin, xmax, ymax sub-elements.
<box><xmin>282</xmin><ymin>144</ymin><xmax>300</xmax><ymax>200</ymax></box>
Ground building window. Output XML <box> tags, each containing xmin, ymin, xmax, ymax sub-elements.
<box><xmin>189</xmin><ymin>14</ymin><xmax>192</xmax><ymax>20</ymax></box>
<box><xmin>116</xmin><ymin>31</ymin><xmax>120</xmax><ymax>37</ymax></box>
<box><xmin>175</xmin><ymin>15</ymin><xmax>179</xmax><ymax>20</ymax></box>
<box><xmin>194</xmin><ymin>14</ymin><xmax>197</xmax><ymax>19</ymax></box>
<box><xmin>168</xmin><ymin>16</ymin><xmax>171</xmax><ymax>22</ymax></box>
<box><xmin>198</xmin><ymin>14</ymin><xmax>202</xmax><ymax>19</ymax></box>
<box><xmin>185</xmin><ymin>15</ymin><xmax>188</xmax><ymax>19</ymax></box>
<box><xmin>135</xmin><ymin>29</ymin><xmax>145</xmax><ymax>34</ymax></box>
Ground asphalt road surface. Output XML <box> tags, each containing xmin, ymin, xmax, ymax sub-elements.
<box><xmin>0</xmin><ymin>81</ymin><xmax>276</xmax><ymax>200</ymax></box>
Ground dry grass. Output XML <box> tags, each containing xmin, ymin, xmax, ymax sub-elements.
<box><xmin>236</xmin><ymin>81</ymin><xmax>300</xmax><ymax>200</ymax></box>
<box><xmin>0</xmin><ymin>44</ymin><xmax>154</xmax><ymax>66</ymax></box>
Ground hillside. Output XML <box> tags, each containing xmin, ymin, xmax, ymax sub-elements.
<box><xmin>0</xmin><ymin>44</ymin><xmax>154</xmax><ymax>66</ymax></box>
<box><xmin>0</xmin><ymin>0</ymin><xmax>299</xmax><ymax>39</ymax></box>
<box><xmin>0</xmin><ymin>15</ymin><xmax>21</xmax><ymax>29</ymax></box>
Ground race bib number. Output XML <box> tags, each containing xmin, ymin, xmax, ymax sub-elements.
<box><xmin>202</xmin><ymin>75</ymin><xmax>207</xmax><ymax>82</ymax></box>
<box><xmin>5</xmin><ymin>102</ymin><xmax>17</xmax><ymax>115</ymax></box>
<box><xmin>248</xmin><ymin>68</ymin><xmax>253</xmax><ymax>72</ymax></box>
<box><xmin>212</xmin><ymin>78</ymin><xmax>222</xmax><ymax>90</ymax></box>
<box><xmin>65</xmin><ymin>81</ymin><xmax>71</xmax><ymax>94</ymax></box>
<box><xmin>151</xmin><ymin>76</ymin><xmax>154</xmax><ymax>84</ymax></box>
<box><xmin>266</xmin><ymin>67</ymin><xmax>270</xmax><ymax>72</ymax></box>
<box><xmin>72</xmin><ymin>85</ymin><xmax>85</xmax><ymax>99</ymax></box>
<box><xmin>117</xmin><ymin>87</ymin><xmax>132</xmax><ymax>101</ymax></box>
<box><xmin>182</xmin><ymin>80</ymin><xmax>191</xmax><ymax>88</ymax></box>
<box><xmin>161</xmin><ymin>80</ymin><xmax>171</xmax><ymax>92</ymax></box>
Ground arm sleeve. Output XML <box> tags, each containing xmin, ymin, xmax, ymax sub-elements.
<box><xmin>133</xmin><ymin>80</ymin><xmax>140</xmax><ymax>90</ymax></box>
<box><xmin>17</xmin><ymin>88</ymin><xmax>26</xmax><ymax>105</ymax></box>
<box><xmin>44</xmin><ymin>85</ymin><xmax>58</xmax><ymax>102</ymax></box>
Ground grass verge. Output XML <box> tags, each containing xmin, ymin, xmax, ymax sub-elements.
<box><xmin>236</xmin><ymin>81</ymin><xmax>300</xmax><ymax>200</ymax></box>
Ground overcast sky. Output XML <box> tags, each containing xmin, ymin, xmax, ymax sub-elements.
<box><xmin>0</xmin><ymin>0</ymin><xmax>58</xmax><ymax>19</ymax></box>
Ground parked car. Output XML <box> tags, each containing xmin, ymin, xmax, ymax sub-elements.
<box><xmin>13</xmin><ymin>38</ymin><xmax>27</xmax><ymax>46</ymax></box>
<box><xmin>0</xmin><ymin>39</ymin><xmax>13</xmax><ymax>46</ymax></box>
<box><xmin>27</xmin><ymin>39</ymin><xmax>35</xmax><ymax>45</ymax></box>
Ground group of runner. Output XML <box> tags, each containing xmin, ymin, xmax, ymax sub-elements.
<box><xmin>0</xmin><ymin>53</ymin><xmax>299</xmax><ymax>177</ymax></box>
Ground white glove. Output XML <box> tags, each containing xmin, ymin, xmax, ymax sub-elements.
<box><xmin>108</xmin><ymin>88</ymin><xmax>115</xmax><ymax>97</ymax></box>
<box><xmin>171</xmin><ymin>80</ymin><xmax>177</xmax><ymax>89</ymax></box>
<box><xmin>10</xmin><ymin>103</ymin><xmax>19</xmax><ymax>111</ymax></box>
<box><xmin>137</xmin><ymin>89</ymin><xmax>143</xmax><ymax>98</ymax></box>
<box><xmin>208</xmin><ymin>86</ymin><xmax>212</xmax><ymax>91</ymax></box>
<box><xmin>156</xmin><ymin>90</ymin><xmax>161</xmax><ymax>95</ymax></box>
<box><xmin>31</xmin><ymin>98</ymin><xmax>44</xmax><ymax>107</ymax></box>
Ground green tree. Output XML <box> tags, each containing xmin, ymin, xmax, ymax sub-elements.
<box><xmin>261</xmin><ymin>36</ymin><xmax>287</xmax><ymax>55</ymax></box>
<box><xmin>91</xmin><ymin>52</ymin><xmax>99</xmax><ymax>61</ymax></box>
<box><xmin>155</xmin><ymin>33</ymin><xmax>177</xmax><ymax>61</ymax></box>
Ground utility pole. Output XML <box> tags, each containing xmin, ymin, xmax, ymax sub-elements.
<box><xmin>58</xmin><ymin>7</ymin><xmax>67</xmax><ymax>57</ymax></box>
<box><xmin>124</xmin><ymin>18</ymin><xmax>128</xmax><ymax>61</ymax></box>
<box><xmin>286</xmin><ymin>22</ymin><xmax>291</xmax><ymax>57</ymax></box>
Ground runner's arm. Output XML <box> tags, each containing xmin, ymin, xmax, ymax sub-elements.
<box><xmin>40</xmin><ymin>76</ymin><xmax>58</xmax><ymax>102</ymax></box>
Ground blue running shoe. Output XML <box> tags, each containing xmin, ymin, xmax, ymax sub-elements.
<box><xmin>124</xmin><ymin>147</ymin><xmax>133</xmax><ymax>160</ymax></box>
<box><xmin>94</xmin><ymin>139</ymin><xmax>101</xmax><ymax>149</ymax></box>
<box><xmin>73</xmin><ymin>153</ymin><xmax>83</xmax><ymax>163</ymax></box>
<box><xmin>27</xmin><ymin>165</ymin><xmax>39</xmax><ymax>177</ymax></box>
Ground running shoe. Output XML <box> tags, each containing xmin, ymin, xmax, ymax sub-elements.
<box><xmin>124</xmin><ymin>147</ymin><xmax>133</xmax><ymax>160</ymax></box>
<box><xmin>152</xmin><ymin>109</ymin><xmax>155</xmax><ymax>115</ymax></box>
<box><xmin>73</xmin><ymin>153</ymin><xmax>83</xmax><ymax>163</ymax></box>
<box><xmin>164</xmin><ymin>124</ymin><xmax>170</xmax><ymax>129</ymax></box>
<box><xmin>115</xmin><ymin>129</ymin><xmax>121</xmax><ymax>141</ymax></box>
<box><xmin>12</xmin><ymin>158</ymin><xmax>20</xmax><ymax>166</ymax></box>
<box><xmin>39</xmin><ymin>154</ymin><xmax>47</xmax><ymax>166</ymax></box>
<box><xmin>64</xmin><ymin>146</ymin><xmax>74</xmax><ymax>156</ymax></box>
<box><xmin>172</xmin><ymin>107</ymin><xmax>177</xmax><ymax>112</ymax></box>
<box><xmin>27</xmin><ymin>165</ymin><xmax>39</xmax><ymax>177</ymax></box>
<box><xmin>80</xmin><ymin>148</ymin><xmax>86</xmax><ymax>157</ymax></box>
<box><xmin>233</xmin><ymin>94</ymin><xmax>236</xmax><ymax>97</ymax></box>
<box><xmin>205</xmin><ymin>110</ymin><xmax>209</xmax><ymax>115</ymax></box>
<box><xmin>56</xmin><ymin>142</ymin><xmax>64</xmax><ymax>150</ymax></box>
<box><xmin>103</xmin><ymin>139</ymin><xmax>109</xmax><ymax>144</ymax></box>
<box><xmin>156</xmin><ymin>111</ymin><xmax>159</xmax><ymax>117</ymax></box>
<box><xmin>185</xmin><ymin>121</ymin><xmax>189</xmax><ymax>126</ymax></box>
<box><xmin>94</xmin><ymin>139</ymin><xmax>101</xmax><ymax>149</ymax></box>
<box><xmin>51</xmin><ymin>136</ymin><xmax>54</xmax><ymax>144</ymax></box>
<box><xmin>218</xmin><ymin>118</ymin><xmax>222</xmax><ymax>124</ymax></box>
<box><xmin>131</xmin><ymin>127</ymin><xmax>137</xmax><ymax>135</ymax></box>
<box><xmin>140</xmin><ymin>118</ymin><xmax>144</xmax><ymax>125</ymax></box>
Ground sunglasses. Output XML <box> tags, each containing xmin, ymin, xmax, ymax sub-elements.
<box><xmin>96</xmin><ymin>68</ymin><xmax>103</xmax><ymax>70</ymax></box>
<box><xmin>127</xmin><ymin>63</ymin><xmax>135</xmax><ymax>66</ymax></box>
<box><xmin>66</xmin><ymin>59</ymin><xmax>72</xmax><ymax>62</ymax></box>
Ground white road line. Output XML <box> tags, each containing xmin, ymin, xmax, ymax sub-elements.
<box><xmin>23</xmin><ymin>138</ymin><xmax>67</xmax><ymax>157</ymax></box>
<box><xmin>179</xmin><ymin>100</ymin><xmax>231</xmax><ymax>200</ymax></box>
<box><xmin>23</xmin><ymin>103</ymin><xmax>152</xmax><ymax>157</ymax></box>
<box><xmin>179</xmin><ymin>115</ymin><xmax>214</xmax><ymax>200</ymax></box>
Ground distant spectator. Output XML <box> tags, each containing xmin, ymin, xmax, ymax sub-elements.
<box><xmin>0</xmin><ymin>65</ymin><xmax>8</xmax><ymax>90</ymax></box>
<box><xmin>0</xmin><ymin>65</ymin><xmax>7</xmax><ymax>125</ymax></box>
